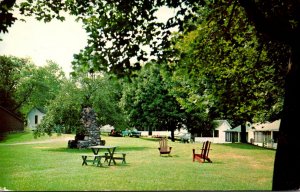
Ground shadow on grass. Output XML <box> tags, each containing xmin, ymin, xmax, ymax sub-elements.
<box><xmin>82</xmin><ymin>165</ymin><xmax>111</xmax><ymax>169</ymax></box>
<box><xmin>139</xmin><ymin>137</ymin><xmax>160</xmax><ymax>142</ymax></box>
<box><xmin>220</xmin><ymin>143</ymin><xmax>276</xmax><ymax>151</ymax></box>
<box><xmin>116</xmin><ymin>146</ymin><xmax>152</xmax><ymax>151</ymax></box>
<box><xmin>114</xmin><ymin>163</ymin><xmax>130</xmax><ymax>167</ymax></box>
<box><xmin>43</xmin><ymin>146</ymin><xmax>152</xmax><ymax>153</ymax></box>
<box><xmin>159</xmin><ymin>154</ymin><xmax>180</xmax><ymax>158</ymax></box>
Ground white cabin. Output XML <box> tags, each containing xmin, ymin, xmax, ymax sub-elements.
<box><xmin>27</xmin><ymin>107</ymin><xmax>46</xmax><ymax>129</ymax></box>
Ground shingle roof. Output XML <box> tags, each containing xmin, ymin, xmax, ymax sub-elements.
<box><xmin>252</xmin><ymin>120</ymin><xmax>280</xmax><ymax>131</ymax></box>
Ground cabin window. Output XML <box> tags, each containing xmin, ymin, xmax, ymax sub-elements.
<box><xmin>201</xmin><ymin>130</ymin><xmax>213</xmax><ymax>137</ymax></box>
<box><xmin>232</xmin><ymin>132</ymin><xmax>239</xmax><ymax>142</ymax></box>
<box><xmin>225</xmin><ymin>132</ymin><xmax>231</xmax><ymax>142</ymax></box>
<box><xmin>35</xmin><ymin>115</ymin><xmax>38</xmax><ymax>124</ymax></box>
<box><xmin>254</xmin><ymin>132</ymin><xmax>264</xmax><ymax>143</ymax></box>
<box><xmin>214</xmin><ymin>130</ymin><xmax>219</xmax><ymax>137</ymax></box>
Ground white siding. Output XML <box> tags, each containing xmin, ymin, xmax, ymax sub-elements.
<box><xmin>27</xmin><ymin>108</ymin><xmax>45</xmax><ymax>129</ymax></box>
<box><xmin>195</xmin><ymin>120</ymin><xmax>231</xmax><ymax>143</ymax></box>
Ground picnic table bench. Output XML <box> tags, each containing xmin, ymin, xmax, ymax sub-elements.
<box><xmin>104</xmin><ymin>152</ymin><xmax>127</xmax><ymax>164</ymax></box>
<box><xmin>81</xmin><ymin>154</ymin><xmax>106</xmax><ymax>167</ymax></box>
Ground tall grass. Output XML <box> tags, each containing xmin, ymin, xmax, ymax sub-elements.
<box><xmin>0</xmin><ymin>131</ymin><xmax>275</xmax><ymax>191</ymax></box>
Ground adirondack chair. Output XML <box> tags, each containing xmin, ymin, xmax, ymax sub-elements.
<box><xmin>158</xmin><ymin>137</ymin><xmax>172</xmax><ymax>156</ymax></box>
<box><xmin>192</xmin><ymin>140</ymin><xmax>212</xmax><ymax>163</ymax></box>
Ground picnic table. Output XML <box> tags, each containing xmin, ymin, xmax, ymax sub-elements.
<box><xmin>89</xmin><ymin>145</ymin><xmax>117</xmax><ymax>166</ymax></box>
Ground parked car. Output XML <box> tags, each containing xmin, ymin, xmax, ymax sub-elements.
<box><xmin>109</xmin><ymin>129</ymin><xmax>122</xmax><ymax>137</ymax></box>
<box><xmin>174</xmin><ymin>132</ymin><xmax>191</xmax><ymax>143</ymax></box>
<box><xmin>130</xmin><ymin>129</ymin><xmax>142</xmax><ymax>137</ymax></box>
<box><xmin>122</xmin><ymin>128</ymin><xmax>142</xmax><ymax>137</ymax></box>
<box><xmin>100</xmin><ymin>124</ymin><xmax>114</xmax><ymax>133</ymax></box>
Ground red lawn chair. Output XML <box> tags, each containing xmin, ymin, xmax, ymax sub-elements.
<box><xmin>193</xmin><ymin>140</ymin><xmax>212</xmax><ymax>163</ymax></box>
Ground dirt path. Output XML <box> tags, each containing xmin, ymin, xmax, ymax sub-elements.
<box><xmin>0</xmin><ymin>136</ymin><xmax>74</xmax><ymax>145</ymax></box>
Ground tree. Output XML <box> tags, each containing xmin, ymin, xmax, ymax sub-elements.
<box><xmin>35</xmin><ymin>79</ymin><xmax>83</xmax><ymax>136</ymax></box>
<box><xmin>16</xmin><ymin>60</ymin><xmax>66</xmax><ymax>115</ymax></box>
<box><xmin>0</xmin><ymin>55</ymin><xmax>32</xmax><ymax>115</ymax></box>
<box><xmin>0</xmin><ymin>56</ymin><xmax>65</xmax><ymax>117</ymax></box>
<box><xmin>16</xmin><ymin>1</ymin><xmax>184</xmax><ymax>77</ymax></box>
<box><xmin>161</xmin><ymin>62</ymin><xmax>214</xmax><ymax>138</ymax></box>
<box><xmin>169</xmin><ymin>4</ymin><xmax>286</xmax><ymax>142</ymax></box>
<box><xmin>36</xmin><ymin>73</ymin><xmax>127</xmax><ymax>136</ymax></box>
<box><xmin>238</xmin><ymin>1</ymin><xmax>300</xmax><ymax>190</ymax></box>
<box><xmin>77</xmin><ymin>73</ymin><xmax>128</xmax><ymax>130</ymax></box>
<box><xmin>120</xmin><ymin>63</ymin><xmax>185</xmax><ymax>140</ymax></box>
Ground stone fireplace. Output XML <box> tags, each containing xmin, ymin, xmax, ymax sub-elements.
<box><xmin>69</xmin><ymin>107</ymin><xmax>103</xmax><ymax>148</ymax></box>
<box><xmin>80</xmin><ymin>106</ymin><xmax>101</xmax><ymax>146</ymax></box>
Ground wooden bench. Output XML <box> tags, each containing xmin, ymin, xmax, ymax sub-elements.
<box><xmin>104</xmin><ymin>152</ymin><xmax>127</xmax><ymax>164</ymax></box>
<box><xmin>81</xmin><ymin>154</ymin><xmax>105</xmax><ymax>167</ymax></box>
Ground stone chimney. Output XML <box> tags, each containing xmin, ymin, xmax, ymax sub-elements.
<box><xmin>80</xmin><ymin>107</ymin><xmax>101</xmax><ymax>147</ymax></box>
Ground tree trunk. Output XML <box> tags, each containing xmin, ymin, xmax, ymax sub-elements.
<box><xmin>238</xmin><ymin>1</ymin><xmax>300</xmax><ymax>189</ymax></box>
<box><xmin>272</xmin><ymin>45</ymin><xmax>300</xmax><ymax>190</ymax></box>
<box><xmin>171</xmin><ymin>129</ymin><xmax>175</xmax><ymax>142</ymax></box>
<box><xmin>148</xmin><ymin>127</ymin><xmax>152</xmax><ymax>136</ymax></box>
<box><xmin>240</xmin><ymin>123</ymin><xmax>247</xmax><ymax>143</ymax></box>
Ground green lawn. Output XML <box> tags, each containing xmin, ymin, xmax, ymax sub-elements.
<box><xmin>0</xmin><ymin>131</ymin><xmax>275</xmax><ymax>191</ymax></box>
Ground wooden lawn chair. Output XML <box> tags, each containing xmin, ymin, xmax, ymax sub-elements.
<box><xmin>158</xmin><ymin>137</ymin><xmax>172</xmax><ymax>156</ymax></box>
<box><xmin>192</xmin><ymin>140</ymin><xmax>212</xmax><ymax>163</ymax></box>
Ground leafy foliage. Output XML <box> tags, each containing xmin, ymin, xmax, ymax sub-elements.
<box><xmin>79</xmin><ymin>74</ymin><xmax>128</xmax><ymax>130</ymax></box>
<box><xmin>35</xmin><ymin>73</ymin><xmax>127</xmax><ymax>136</ymax></box>
<box><xmin>17</xmin><ymin>60</ymin><xmax>66</xmax><ymax>115</ymax></box>
<box><xmin>120</xmin><ymin>63</ymin><xmax>185</xmax><ymax>136</ymax></box>
<box><xmin>0</xmin><ymin>0</ymin><xmax>17</xmax><ymax>37</ymax></box>
<box><xmin>15</xmin><ymin>1</ymin><xmax>233</xmax><ymax>77</ymax></box>
<box><xmin>34</xmin><ymin>80</ymin><xmax>82</xmax><ymax>136</ymax></box>
<box><xmin>170</xmin><ymin>4</ymin><xmax>286</xmax><ymax>127</ymax></box>
<box><xmin>0</xmin><ymin>56</ymin><xmax>66</xmax><ymax>118</ymax></box>
<box><xmin>0</xmin><ymin>55</ymin><xmax>27</xmax><ymax>114</ymax></box>
<box><xmin>2</xmin><ymin>0</ymin><xmax>299</xmax><ymax>190</ymax></box>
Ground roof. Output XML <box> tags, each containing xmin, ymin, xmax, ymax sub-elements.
<box><xmin>225</xmin><ymin>123</ymin><xmax>252</xmax><ymax>132</ymax></box>
<box><xmin>252</xmin><ymin>120</ymin><xmax>280</xmax><ymax>132</ymax></box>
<box><xmin>28</xmin><ymin>107</ymin><xmax>47</xmax><ymax>114</ymax></box>
<box><xmin>213</xmin><ymin>120</ymin><xmax>232</xmax><ymax>130</ymax></box>
<box><xmin>0</xmin><ymin>106</ymin><xmax>23</xmax><ymax>122</ymax></box>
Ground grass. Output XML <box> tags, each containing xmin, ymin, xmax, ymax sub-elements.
<box><xmin>0</xmin><ymin>131</ymin><xmax>275</xmax><ymax>191</ymax></box>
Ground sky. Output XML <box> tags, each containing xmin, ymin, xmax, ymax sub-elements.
<box><xmin>0</xmin><ymin>6</ymin><xmax>175</xmax><ymax>76</ymax></box>
<box><xmin>0</xmin><ymin>13</ymin><xmax>88</xmax><ymax>75</ymax></box>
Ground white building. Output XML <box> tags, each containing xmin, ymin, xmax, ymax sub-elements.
<box><xmin>27</xmin><ymin>107</ymin><xmax>46</xmax><ymax>129</ymax></box>
<box><xmin>251</xmin><ymin>119</ymin><xmax>280</xmax><ymax>149</ymax></box>
<box><xmin>194</xmin><ymin>120</ymin><xmax>232</xmax><ymax>143</ymax></box>
<box><xmin>224</xmin><ymin>123</ymin><xmax>252</xmax><ymax>143</ymax></box>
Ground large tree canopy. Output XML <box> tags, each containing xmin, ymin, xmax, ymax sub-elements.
<box><xmin>1</xmin><ymin>0</ymin><xmax>300</xmax><ymax>190</ymax></box>
<box><xmin>0</xmin><ymin>56</ymin><xmax>64</xmax><ymax>116</ymax></box>
<box><xmin>15</xmin><ymin>0</ymin><xmax>216</xmax><ymax>77</ymax></box>
<box><xmin>239</xmin><ymin>1</ymin><xmax>300</xmax><ymax>190</ymax></box>
<box><xmin>0</xmin><ymin>55</ymin><xmax>27</xmax><ymax>114</ymax></box>
<box><xmin>35</xmin><ymin>73</ymin><xmax>127</xmax><ymax>136</ymax></box>
<box><xmin>120</xmin><ymin>63</ymin><xmax>185</xmax><ymax>140</ymax></box>
<box><xmin>169</xmin><ymin>4</ymin><xmax>286</xmax><ymax>142</ymax></box>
